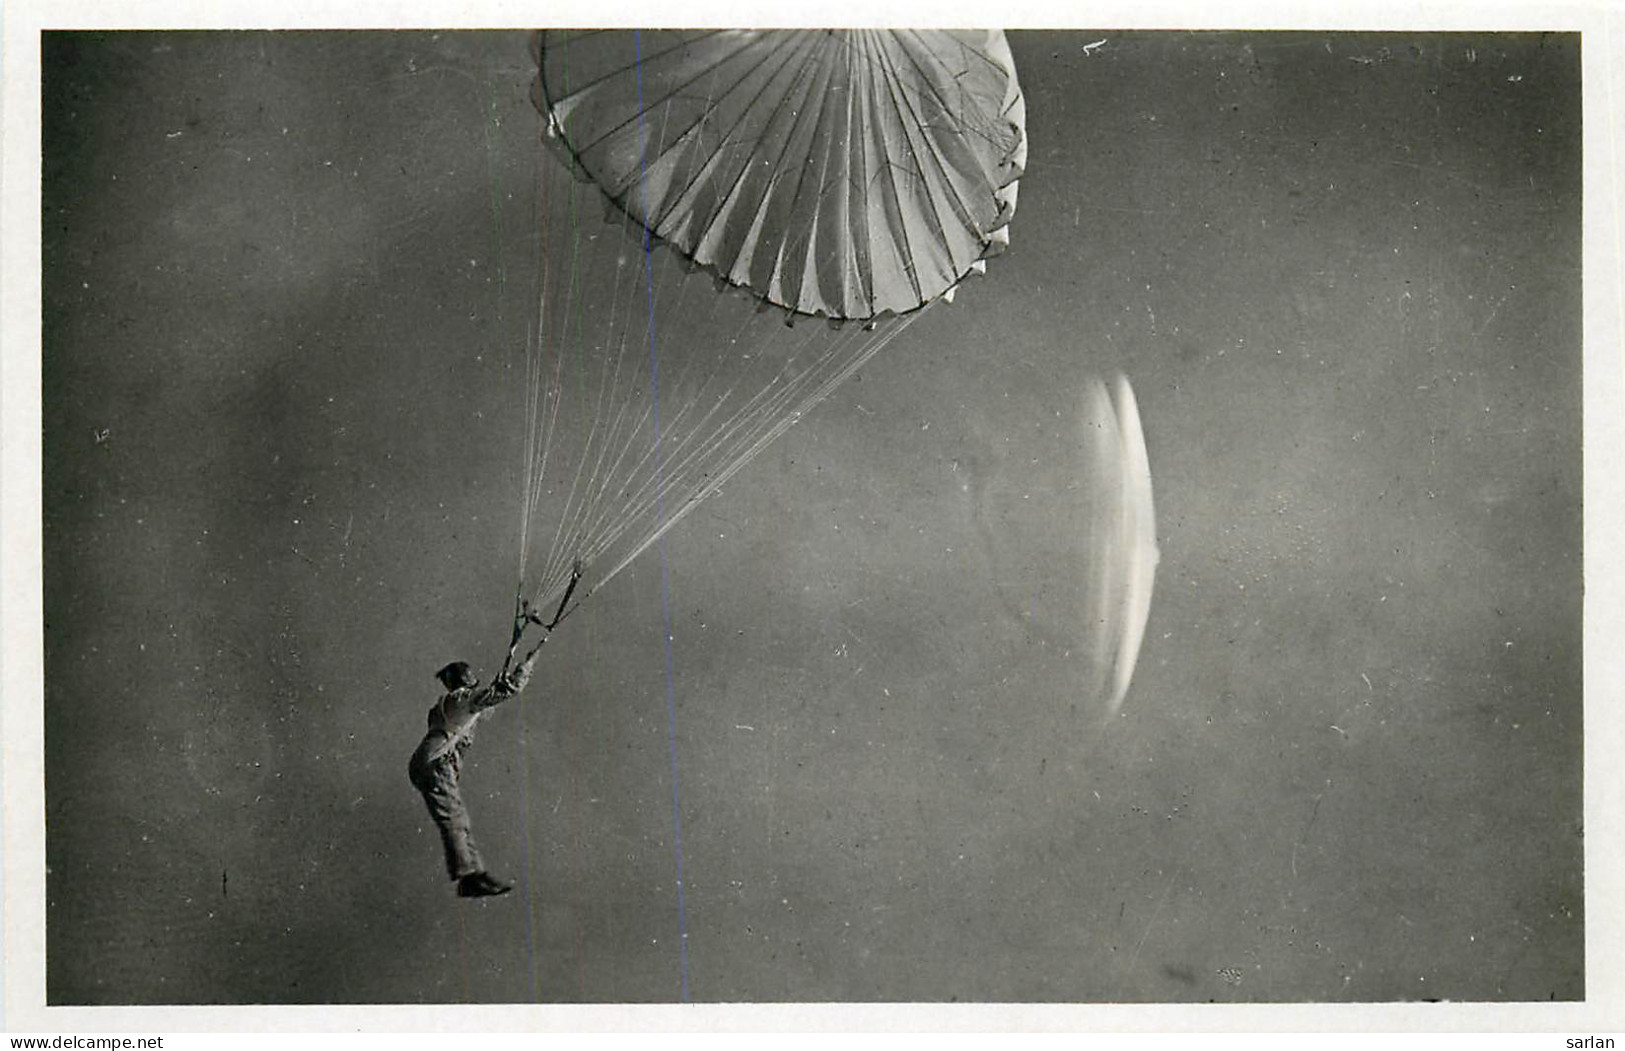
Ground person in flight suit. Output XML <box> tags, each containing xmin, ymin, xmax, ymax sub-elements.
<box><xmin>408</xmin><ymin>653</ymin><xmax>538</xmax><ymax>898</ymax></box>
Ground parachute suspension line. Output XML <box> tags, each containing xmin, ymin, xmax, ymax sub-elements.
<box><xmin>582</xmin><ymin>319</ymin><xmax>830</xmax><ymax>557</ymax></box>
<box><xmin>529</xmin><ymin>69</ymin><xmax>734</xmax><ymax>609</ymax></box>
<box><xmin>521</xmin><ymin>106</ymin><xmax>596</xmax><ymax>583</ymax></box>
<box><xmin>681</xmin><ymin>315</ymin><xmax>921</xmax><ymax>505</ymax></box>
<box><xmin>541</xmin><ymin>223</ymin><xmax>723</xmax><ymax>596</ymax></box>
<box><xmin>549</xmin><ymin>72</ymin><xmax>705</xmax><ymax>595</ymax></box>
<box><xmin>534</xmin><ymin>100</ymin><xmax>676</xmax><ymax>605</ymax></box>
<box><xmin>592</xmin><ymin>306</ymin><xmax>930</xmax><ymax>591</ymax></box>
<box><xmin>534</xmin><ymin>173</ymin><xmax>628</xmax><ymax>597</ymax></box>
<box><xmin>534</xmin><ymin>152</ymin><xmax>658</xmax><ymax>601</ymax></box>
<box><xmin>585</xmin><ymin>317</ymin><xmax>903</xmax><ymax>590</ymax></box>
<box><xmin>564</xmin><ymin>304</ymin><xmax>827</xmax><ymax>560</ymax></box>
<box><xmin>509</xmin><ymin>300</ymin><xmax>541</xmax><ymax>648</ymax></box>
<box><xmin>520</xmin><ymin>253</ymin><xmax>946</xmax><ymax>625</ymax></box>
<box><xmin>521</xmin><ymin>177</ymin><xmax>569</xmax><ymax>591</ymax></box>
<box><xmin>535</xmin><ymin>236</ymin><xmax>921</xmax><ymax>606</ymax></box>
<box><xmin>523</xmin><ymin>38</ymin><xmax>619</xmax><ymax>614</ymax></box>
<box><xmin>515</xmin><ymin>123</ymin><xmax>552</xmax><ymax>591</ymax></box>
<box><xmin>528</xmin><ymin>206</ymin><xmax>669</xmax><ymax>605</ymax></box>
<box><xmin>545</xmin><ymin>288</ymin><xmax>758</xmax><ymax>589</ymax></box>
<box><xmin>522</xmin><ymin>266</ymin><xmax>917</xmax><ymax>618</ymax></box>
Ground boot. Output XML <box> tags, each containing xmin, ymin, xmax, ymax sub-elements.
<box><xmin>457</xmin><ymin>871</ymin><xmax>514</xmax><ymax>898</ymax></box>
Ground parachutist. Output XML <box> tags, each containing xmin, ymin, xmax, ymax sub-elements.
<box><xmin>407</xmin><ymin>654</ymin><xmax>539</xmax><ymax>898</ymax></box>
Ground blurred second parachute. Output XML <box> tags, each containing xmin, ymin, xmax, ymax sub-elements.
<box><xmin>1083</xmin><ymin>375</ymin><xmax>1160</xmax><ymax>716</ymax></box>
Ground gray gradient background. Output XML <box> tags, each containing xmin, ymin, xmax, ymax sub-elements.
<box><xmin>40</xmin><ymin>30</ymin><xmax>1581</xmax><ymax>1004</ymax></box>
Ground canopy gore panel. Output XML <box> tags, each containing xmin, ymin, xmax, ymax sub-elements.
<box><xmin>536</xmin><ymin>29</ymin><xmax>1027</xmax><ymax>321</ymax></box>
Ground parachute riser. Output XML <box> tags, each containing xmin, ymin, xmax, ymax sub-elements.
<box><xmin>502</xmin><ymin>558</ymin><xmax>584</xmax><ymax>675</ymax></box>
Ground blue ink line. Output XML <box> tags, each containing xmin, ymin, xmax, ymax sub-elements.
<box><xmin>635</xmin><ymin>29</ymin><xmax>692</xmax><ymax>1003</ymax></box>
<box><xmin>517</xmin><ymin>697</ymin><xmax>540</xmax><ymax>1000</ymax></box>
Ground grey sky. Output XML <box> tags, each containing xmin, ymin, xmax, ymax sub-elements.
<box><xmin>35</xmin><ymin>29</ymin><xmax>1583</xmax><ymax>1006</ymax></box>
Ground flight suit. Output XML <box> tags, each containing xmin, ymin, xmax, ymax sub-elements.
<box><xmin>408</xmin><ymin>657</ymin><xmax>534</xmax><ymax>880</ymax></box>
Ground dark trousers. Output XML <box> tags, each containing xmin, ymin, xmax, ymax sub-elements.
<box><xmin>408</xmin><ymin>747</ymin><xmax>484</xmax><ymax>881</ymax></box>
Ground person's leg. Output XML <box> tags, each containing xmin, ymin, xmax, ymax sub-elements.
<box><xmin>416</xmin><ymin>756</ymin><xmax>484</xmax><ymax>880</ymax></box>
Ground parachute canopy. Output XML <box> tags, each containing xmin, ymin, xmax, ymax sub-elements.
<box><xmin>535</xmin><ymin>29</ymin><xmax>1027</xmax><ymax>320</ymax></box>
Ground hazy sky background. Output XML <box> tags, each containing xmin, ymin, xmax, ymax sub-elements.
<box><xmin>34</xmin><ymin>29</ymin><xmax>1583</xmax><ymax>1006</ymax></box>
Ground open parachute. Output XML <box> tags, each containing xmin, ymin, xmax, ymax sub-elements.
<box><xmin>507</xmin><ymin>29</ymin><xmax>1027</xmax><ymax>655</ymax></box>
